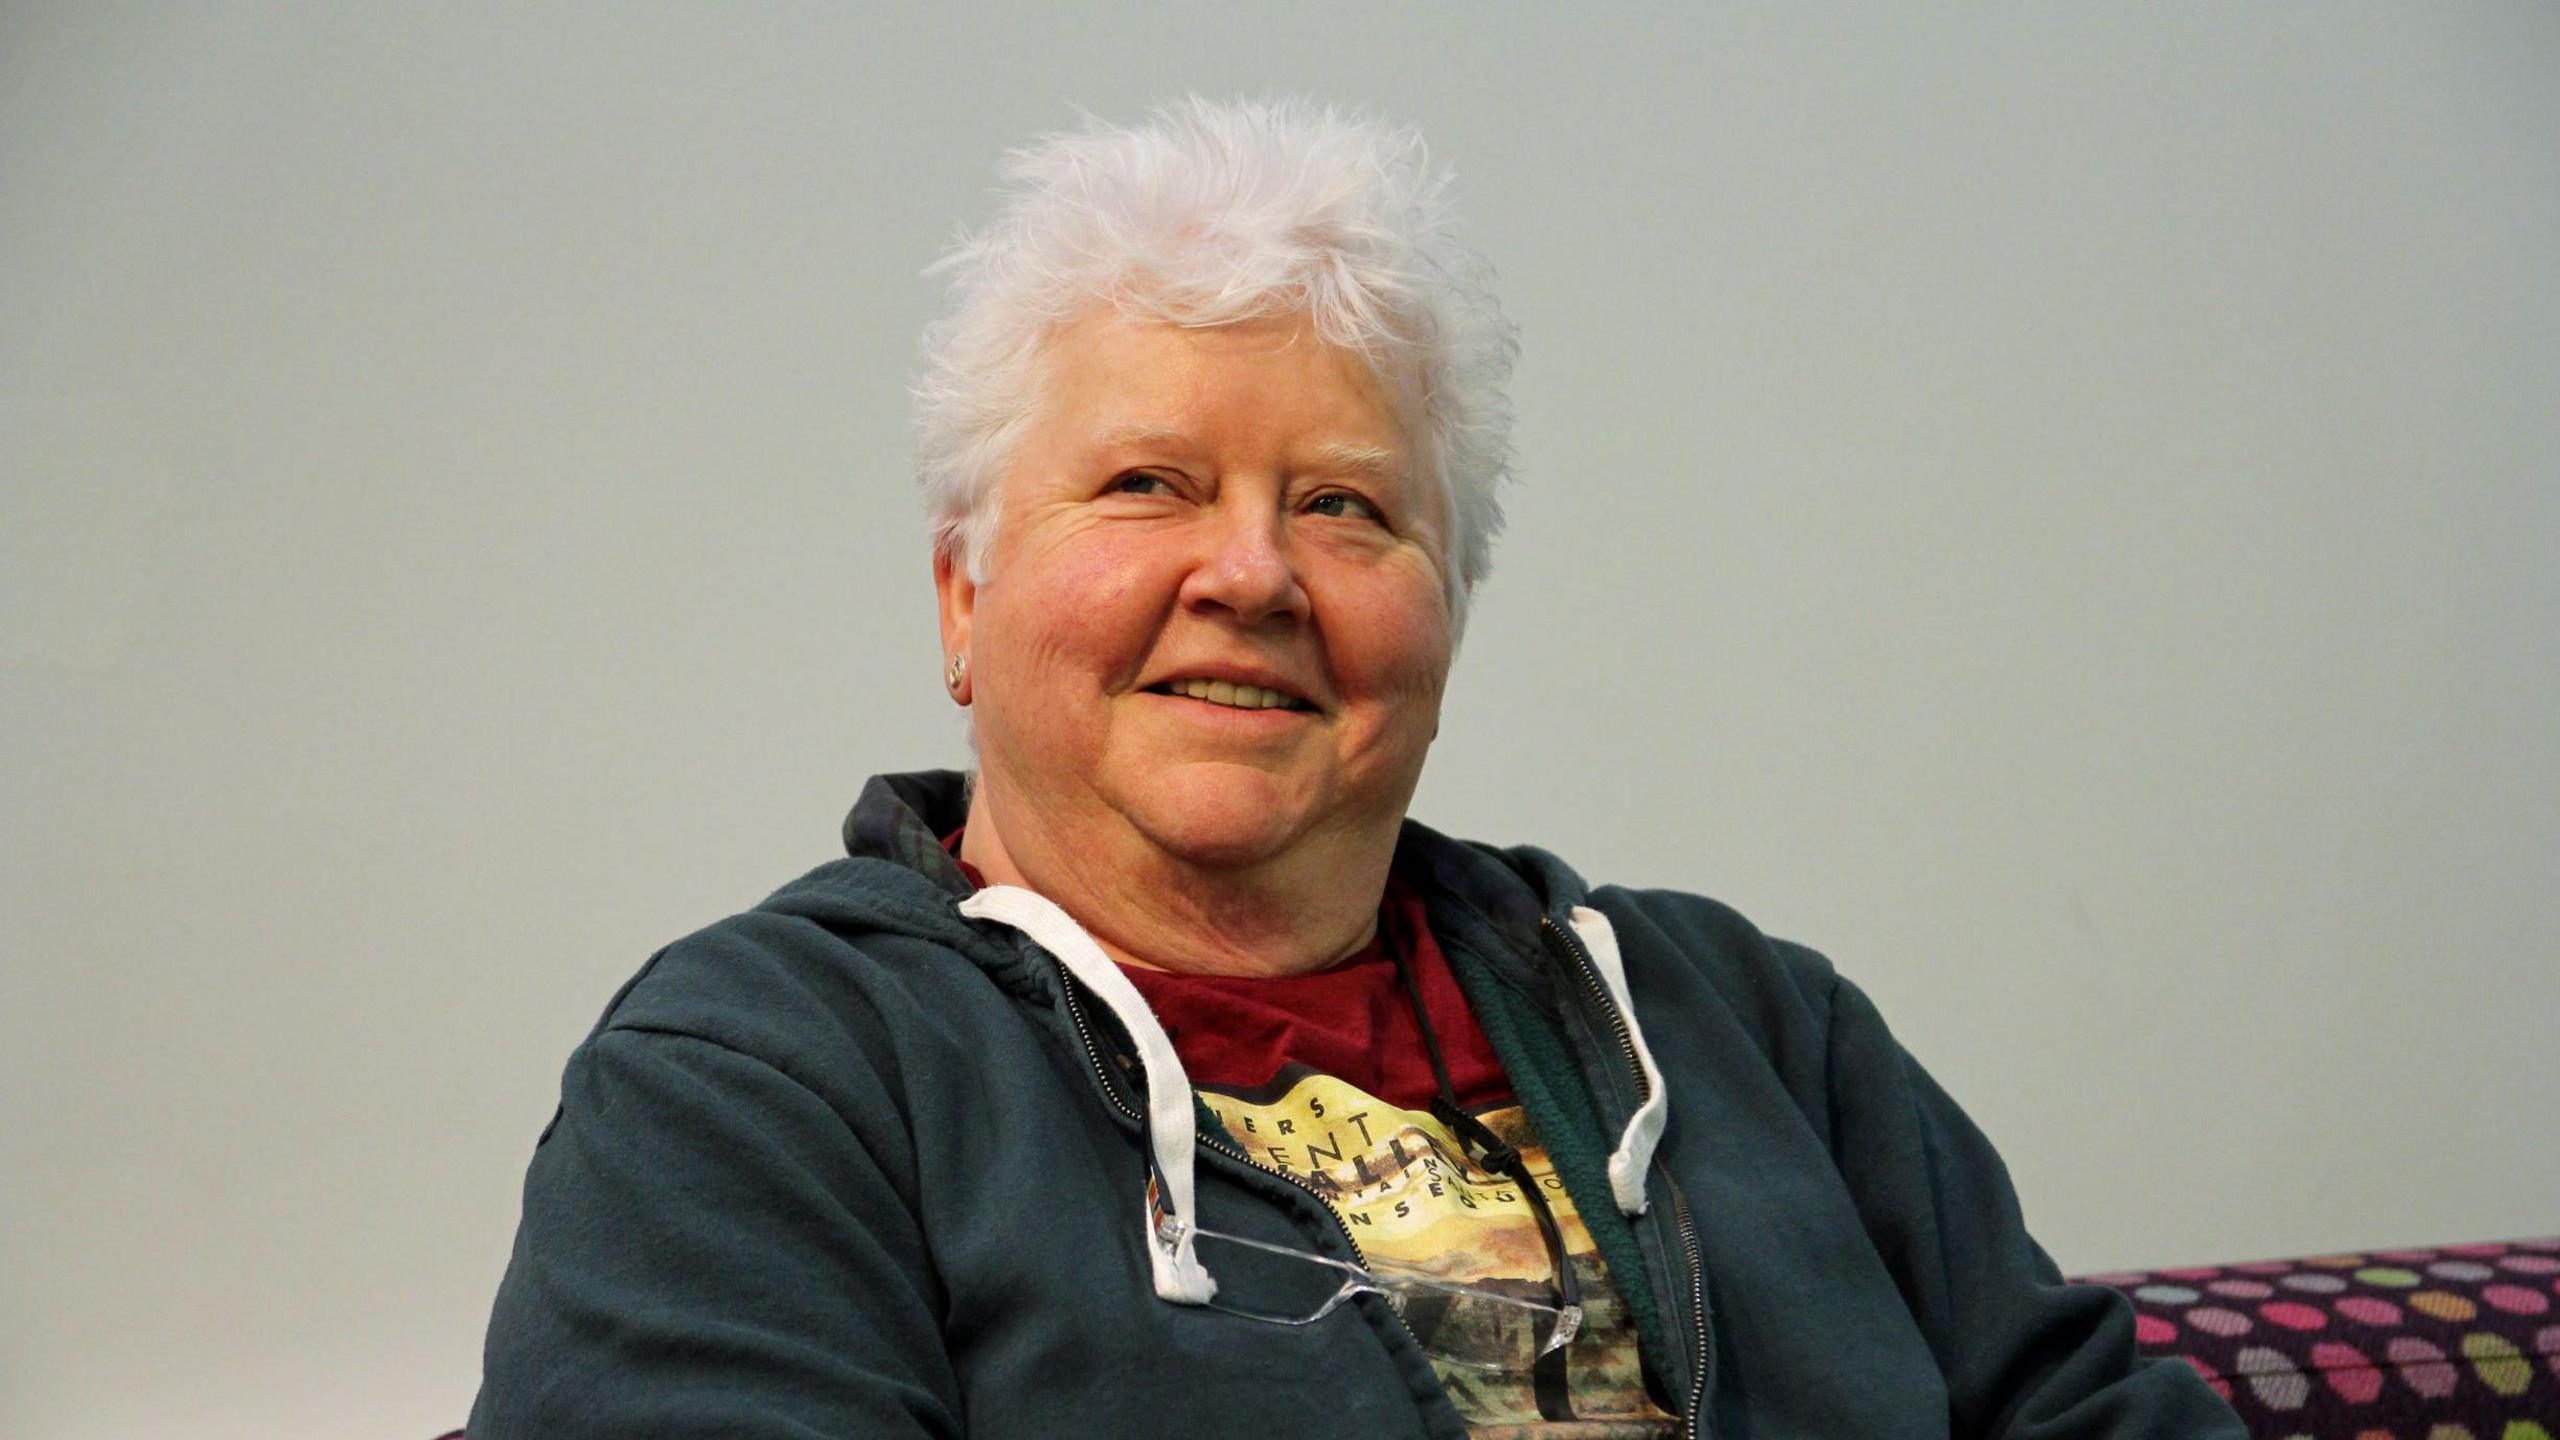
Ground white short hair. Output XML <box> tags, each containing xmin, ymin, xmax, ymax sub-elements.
<box><xmin>911</xmin><ymin>96</ymin><xmax>1519</xmax><ymax>630</ymax></box>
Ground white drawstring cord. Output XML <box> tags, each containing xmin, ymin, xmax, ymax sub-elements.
<box><xmin>1568</xmin><ymin>905</ymin><xmax>1668</xmax><ymax>1214</ymax></box>
<box><xmin>957</xmin><ymin>885</ymin><xmax>1219</xmax><ymax>1303</ymax></box>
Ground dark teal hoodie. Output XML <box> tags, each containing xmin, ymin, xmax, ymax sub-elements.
<box><xmin>471</xmin><ymin>771</ymin><xmax>2241</xmax><ymax>1438</ymax></box>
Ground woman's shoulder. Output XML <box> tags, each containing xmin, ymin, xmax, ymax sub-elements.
<box><xmin>578</xmin><ymin>855</ymin><xmax>1026</xmax><ymax>1084</ymax></box>
<box><xmin>1588</xmin><ymin>884</ymin><xmax>1840</xmax><ymax>999</ymax></box>
<box><xmin>1405</xmin><ymin>821</ymin><xmax>1852</xmax><ymax>1043</ymax></box>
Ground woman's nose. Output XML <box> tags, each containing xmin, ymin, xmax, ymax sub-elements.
<box><xmin>1179</xmin><ymin>506</ymin><xmax>1311</xmax><ymax>626</ymax></box>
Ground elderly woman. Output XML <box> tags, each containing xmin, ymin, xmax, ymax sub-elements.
<box><xmin>472</xmin><ymin>100</ymin><xmax>2240</xmax><ymax>1439</ymax></box>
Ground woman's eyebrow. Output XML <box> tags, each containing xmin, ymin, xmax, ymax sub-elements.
<box><xmin>1091</xmin><ymin>428</ymin><xmax>1403</xmax><ymax>481</ymax></box>
<box><xmin>1306</xmin><ymin>441</ymin><xmax>1403</xmax><ymax>481</ymax></box>
<box><xmin>1096</xmin><ymin>423</ymin><xmax>1191</xmax><ymax>450</ymax></box>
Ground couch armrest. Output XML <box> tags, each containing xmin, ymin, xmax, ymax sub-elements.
<box><xmin>2072</xmin><ymin>1236</ymin><xmax>2559</xmax><ymax>1438</ymax></box>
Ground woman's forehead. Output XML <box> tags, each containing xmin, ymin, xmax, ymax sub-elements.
<box><xmin>1031</xmin><ymin>311</ymin><xmax>1413</xmax><ymax>467</ymax></box>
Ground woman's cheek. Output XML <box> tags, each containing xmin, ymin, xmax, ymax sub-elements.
<box><xmin>1343</xmin><ymin>572</ymin><xmax>1454</xmax><ymax>686</ymax></box>
<box><xmin>1051</xmin><ymin>527</ymin><xmax>1168</xmax><ymax>608</ymax></box>
<box><xmin>996</xmin><ymin>534</ymin><xmax>1162</xmax><ymax>664</ymax></box>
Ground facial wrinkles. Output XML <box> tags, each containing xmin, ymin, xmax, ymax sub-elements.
<box><xmin>956</xmin><ymin>312</ymin><xmax>1455</xmax><ymax>927</ymax></box>
<box><xmin>995</xmin><ymin>480</ymin><xmax>1442</xmax><ymax>722</ymax></box>
<box><xmin>992</xmin><ymin>501</ymin><xmax>1158</xmax><ymax>689</ymax></box>
<box><xmin>1322</xmin><ymin>608</ymin><xmax>1446</xmax><ymax>789</ymax></box>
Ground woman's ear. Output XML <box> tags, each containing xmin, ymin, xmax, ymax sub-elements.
<box><xmin>933</xmin><ymin>546</ymin><xmax>976</xmax><ymax>706</ymax></box>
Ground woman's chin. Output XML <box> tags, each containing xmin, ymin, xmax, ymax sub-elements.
<box><xmin>1116</xmin><ymin>762</ymin><xmax>1328</xmax><ymax>871</ymax></box>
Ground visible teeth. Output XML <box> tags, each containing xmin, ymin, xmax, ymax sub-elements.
<box><xmin>1169</xmin><ymin>678</ymin><xmax>1302</xmax><ymax>711</ymax></box>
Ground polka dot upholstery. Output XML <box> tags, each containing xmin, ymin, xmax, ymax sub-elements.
<box><xmin>2076</xmin><ymin>1237</ymin><xmax>2560</xmax><ymax>1438</ymax></box>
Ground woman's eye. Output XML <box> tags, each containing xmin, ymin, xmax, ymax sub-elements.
<box><xmin>1306</xmin><ymin>492</ymin><xmax>1385</xmax><ymax>522</ymax></box>
<box><xmin>1111</xmin><ymin>471</ymin><xmax>1174</xmax><ymax>496</ymax></box>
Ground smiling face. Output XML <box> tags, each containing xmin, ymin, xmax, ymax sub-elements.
<box><xmin>938</xmin><ymin>309</ymin><xmax>1455</xmax><ymax>879</ymax></box>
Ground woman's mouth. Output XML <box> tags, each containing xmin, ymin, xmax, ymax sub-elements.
<box><xmin>1145</xmin><ymin>678</ymin><xmax>1315</xmax><ymax>712</ymax></box>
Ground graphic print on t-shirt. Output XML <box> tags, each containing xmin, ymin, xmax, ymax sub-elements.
<box><xmin>1201</xmin><ymin>1063</ymin><xmax>1674</xmax><ymax>1437</ymax></box>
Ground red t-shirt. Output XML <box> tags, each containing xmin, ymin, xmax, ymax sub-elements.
<box><xmin>1119</xmin><ymin>878</ymin><xmax>1513</xmax><ymax>1112</ymax></box>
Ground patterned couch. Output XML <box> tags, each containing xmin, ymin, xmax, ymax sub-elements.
<box><xmin>437</xmin><ymin>1236</ymin><xmax>2560</xmax><ymax>1437</ymax></box>
<box><xmin>2094</xmin><ymin>1236</ymin><xmax>2560</xmax><ymax>1437</ymax></box>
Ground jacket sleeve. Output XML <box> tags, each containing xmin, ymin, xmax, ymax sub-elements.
<box><xmin>1816</xmin><ymin>968</ymin><xmax>2246</xmax><ymax>1439</ymax></box>
<box><xmin>470</xmin><ymin>1024</ymin><xmax>961</xmax><ymax>1439</ymax></box>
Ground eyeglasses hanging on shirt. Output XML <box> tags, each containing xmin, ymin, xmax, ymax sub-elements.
<box><xmin>1143</xmin><ymin>912</ymin><xmax>1588</xmax><ymax>1379</ymax></box>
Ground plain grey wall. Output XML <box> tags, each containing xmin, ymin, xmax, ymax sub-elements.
<box><xmin>4</xmin><ymin>4</ymin><xmax>2555</xmax><ymax>1436</ymax></box>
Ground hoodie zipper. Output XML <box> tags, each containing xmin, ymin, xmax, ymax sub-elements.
<box><xmin>1667</xmin><ymin>1175</ymin><xmax>1709</xmax><ymax>1440</ymax></box>
<box><xmin>1539</xmin><ymin>914</ymin><xmax>1711</xmax><ymax>1439</ymax></box>
<box><xmin>1539</xmin><ymin>916</ymin><xmax>1652</xmax><ymax>1109</ymax></box>
<box><xmin>1053</xmin><ymin>967</ymin><xmax>1379</xmax><ymax>1276</ymax></box>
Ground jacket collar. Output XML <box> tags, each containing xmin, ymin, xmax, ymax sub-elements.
<box><xmin>838</xmin><ymin>769</ymin><xmax>976</xmax><ymax>898</ymax></box>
